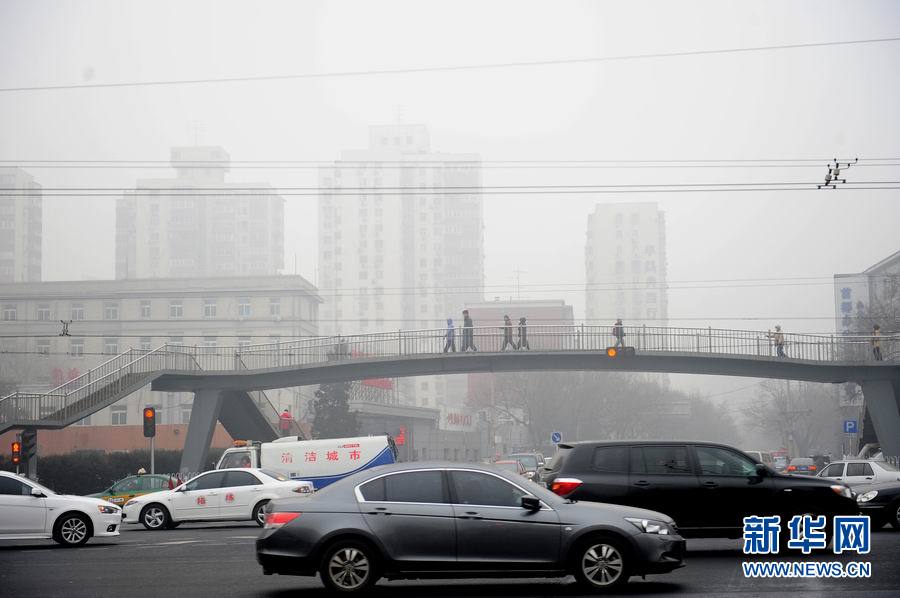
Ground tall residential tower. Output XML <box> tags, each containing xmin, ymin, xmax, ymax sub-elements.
<box><xmin>318</xmin><ymin>124</ymin><xmax>484</xmax><ymax>407</ymax></box>
<box><xmin>116</xmin><ymin>147</ymin><xmax>284</xmax><ymax>279</ymax></box>
<box><xmin>585</xmin><ymin>202</ymin><xmax>668</xmax><ymax>326</ymax></box>
<box><xmin>0</xmin><ymin>167</ymin><xmax>42</xmax><ymax>283</ymax></box>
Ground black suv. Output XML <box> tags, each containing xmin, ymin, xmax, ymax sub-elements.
<box><xmin>542</xmin><ymin>441</ymin><xmax>856</xmax><ymax>538</ymax></box>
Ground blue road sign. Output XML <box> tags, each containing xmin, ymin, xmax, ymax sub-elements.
<box><xmin>551</xmin><ymin>431</ymin><xmax>562</xmax><ymax>444</ymax></box>
<box><xmin>843</xmin><ymin>420</ymin><xmax>858</xmax><ymax>434</ymax></box>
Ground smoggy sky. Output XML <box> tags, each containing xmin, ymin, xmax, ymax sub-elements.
<box><xmin>2</xmin><ymin>0</ymin><xmax>899</xmax><ymax>399</ymax></box>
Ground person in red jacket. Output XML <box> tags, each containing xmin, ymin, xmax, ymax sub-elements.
<box><xmin>279</xmin><ymin>408</ymin><xmax>294</xmax><ymax>436</ymax></box>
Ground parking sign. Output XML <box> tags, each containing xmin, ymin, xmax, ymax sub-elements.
<box><xmin>551</xmin><ymin>431</ymin><xmax>562</xmax><ymax>444</ymax></box>
<box><xmin>843</xmin><ymin>420</ymin><xmax>858</xmax><ymax>434</ymax></box>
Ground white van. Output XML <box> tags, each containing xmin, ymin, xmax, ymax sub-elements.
<box><xmin>216</xmin><ymin>435</ymin><xmax>397</xmax><ymax>489</ymax></box>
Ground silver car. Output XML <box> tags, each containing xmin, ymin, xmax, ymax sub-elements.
<box><xmin>817</xmin><ymin>460</ymin><xmax>900</xmax><ymax>486</ymax></box>
<box><xmin>256</xmin><ymin>461</ymin><xmax>685</xmax><ymax>593</ymax></box>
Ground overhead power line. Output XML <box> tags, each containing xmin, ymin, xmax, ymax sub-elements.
<box><xmin>2</xmin><ymin>36</ymin><xmax>899</xmax><ymax>93</ymax></box>
<box><xmin>4</xmin><ymin>178</ymin><xmax>900</xmax><ymax>198</ymax></box>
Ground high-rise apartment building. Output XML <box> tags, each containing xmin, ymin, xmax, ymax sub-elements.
<box><xmin>0</xmin><ymin>167</ymin><xmax>42</xmax><ymax>282</ymax></box>
<box><xmin>116</xmin><ymin>147</ymin><xmax>284</xmax><ymax>279</ymax></box>
<box><xmin>318</xmin><ymin>124</ymin><xmax>484</xmax><ymax>407</ymax></box>
<box><xmin>585</xmin><ymin>202</ymin><xmax>668</xmax><ymax>325</ymax></box>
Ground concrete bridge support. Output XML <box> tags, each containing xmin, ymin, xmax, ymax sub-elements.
<box><xmin>180</xmin><ymin>390</ymin><xmax>224</xmax><ymax>474</ymax></box>
<box><xmin>861</xmin><ymin>379</ymin><xmax>900</xmax><ymax>458</ymax></box>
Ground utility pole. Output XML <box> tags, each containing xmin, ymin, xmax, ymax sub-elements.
<box><xmin>512</xmin><ymin>269</ymin><xmax>526</xmax><ymax>300</ymax></box>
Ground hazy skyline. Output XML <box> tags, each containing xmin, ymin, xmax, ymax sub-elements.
<box><xmin>2</xmin><ymin>0</ymin><xmax>900</xmax><ymax>403</ymax></box>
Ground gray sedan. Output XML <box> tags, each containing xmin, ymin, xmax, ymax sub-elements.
<box><xmin>256</xmin><ymin>462</ymin><xmax>685</xmax><ymax>593</ymax></box>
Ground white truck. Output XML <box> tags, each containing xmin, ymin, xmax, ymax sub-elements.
<box><xmin>216</xmin><ymin>435</ymin><xmax>397</xmax><ymax>489</ymax></box>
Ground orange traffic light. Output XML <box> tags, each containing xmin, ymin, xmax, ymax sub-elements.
<box><xmin>143</xmin><ymin>406</ymin><xmax>156</xmax><ymax>438</ymax></box>
<box><xmin>606</xmin><ymin>347</ymin><xmax>618</xmax><ymax>358</ymax></box>
<box><xmin>11</xmin><ymin>441</ymin><xmax>22</xmax><ymax>465</ymax></box>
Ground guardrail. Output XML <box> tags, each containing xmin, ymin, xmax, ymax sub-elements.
<box><xmin>1</xmin><ymin>325</ymin><xmax>895</xmax><ymax>430</ymax></box>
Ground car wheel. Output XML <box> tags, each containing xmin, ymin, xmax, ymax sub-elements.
<box><xmin>252</xmin><ymin>500</ymin><xmax>269</xmax><ymax>527</ymax></box>
<box><xmin>140</xmin><ymin>504</ymin><xmax>170</xmax><ymax>530</ymax></box>
<box><xmin>319</xmin><ymin>541</ymin><xmax>379</xmax><ymax>593</ymax></box>
<box><xmin>53</xmin><ymin>513</ymin><xmax>91</xmax><ymax>547</ymax></box>
<box><xmin>572</xmin><ymin>536</ymin><xmax>630</xmax><ymax>591</ymax></box>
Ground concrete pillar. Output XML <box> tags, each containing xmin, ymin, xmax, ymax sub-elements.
<box><xmin>179</xmin><ymin>390</ymin><xmax>224</xmax><ymax>474</ymax></box>
<box><xmin>861</xmin><ymin>379</ymin><xmax>900</xmax><ymax>458</ymax></box>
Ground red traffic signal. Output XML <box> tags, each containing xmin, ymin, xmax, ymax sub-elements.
<box><xmin>11</xmin><ymin>441</ymin><xmax>21</xmax><ymax>465</ymax></box>
<box><xmin>143</xmin><ymin>407</ymin><xmax>157</xmax><ymax>438</ymax></box>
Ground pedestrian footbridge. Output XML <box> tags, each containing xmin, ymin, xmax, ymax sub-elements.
<box><xmin>2</xmin><ymin>325</ymin><xmax>898</xmax><ymax>468</ymax></box>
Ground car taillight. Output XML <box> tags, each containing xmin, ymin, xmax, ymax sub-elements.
<box><xmin>264</xmin><ymin>512</ymin><xmax>300</xmax><ymax>530</ymax></box>
<box><xmin>787</xmin><ymin>466</ymin><xmax>796</xmax><ymax>471</ymax></box>
<box><xmin>809</xmin><ymin>465</ymin><xmax>817</xmax><ymax>471</ymax></box>
<box><xmin>550</xmin><ymin>478</ymin><xmax>583</xmax><ymax>496</ymax></box>
<box><xmin>292</xmin><ymin>485</ymin><xmax>312</xmax><ymax>494</ymax></box>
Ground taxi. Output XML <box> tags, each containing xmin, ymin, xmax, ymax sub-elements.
<box><xmin>122</xmin><ymin>468</ymin><xmax>314</xmax><ymax>529</ymax></box>
<box><xmin>88</xmin><ymin>474</ymin><xmax>175</xmax><ymax>506</ymax></box>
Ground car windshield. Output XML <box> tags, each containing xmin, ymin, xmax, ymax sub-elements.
<box><xmin>26</xmin><ymin>477</ymin><xmax>57</xmax><ymax>496</ymax></box>
<box><xmin>259</xmin><ymin>469</ymin><xmax>290</xmax><ymax>481</ymax></box>
<box><xmin>508</xmin><ymin>455</ymin><xmax>538</xmax><ymax>469</ymax></box>
<box><xmin>494</xmin><ymin>462</ymin><xmax>520</xmax><ymax>472</ymax></box>
<box><xmin>874</xmin><ymin>461</ymin><xmax>899</xmax><ymax>472</ymax></box>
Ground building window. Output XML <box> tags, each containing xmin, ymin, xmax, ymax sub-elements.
<box><xmin>169</xmin><ymin>336</ymin><xmax>183</xmax><ymax>346</ymax></box>
<box><xmin>203</xmin><ymin>299</ymin><xmax>217</xmax><ymax>318</ymax></box>
<box><xmin>37</xmin><ymin>304</ymin><xmax>51</xmax><ymax>321</ymax></box>
<box><xmin>1</xmin><ymin>304</ymin><xmax>16</xmax><ymax>321</ymax></box>
<box><xmin>104</xmin><ymin>302</ymin><xmax>119</xmax><ymax>320</ymax></box>
<box><xmin>36</xmin><ymin>338</ymin><xmax>50</xmax><ymax>354</ymax></box>
<box><xmin>104</xmin><ymin>338</ymin><xmax>119</xmax><ymax>355</ymax></box>
<box><xmin>74</xmin><ymin>414</ymin><xmax>91</xmax><ymax>426</ymax></box>
<box><xmin>111</xmin><ymin>406</ymin><xmax>127</xmax><ymax>426</ymax></box>
<box><xmin>70</xmin><ymin>339</ymin><xmax>84</xmax><ymax>357</ymax></box>
<box><xmin>237</xmin><ymin>336</ymin><xmax>252</xmax><ymax>350</ymax></box>
<box><xmin>140</xmin><ymin>300</ymin><xmax>151</xmax><ymax>319</ymax></box>
<box><xmin>70</xmin><ymin>303</ymin><xmax>84</xmax><ymax>321</ymax></box>
<box><xmin>645</xmin><ymin>260</ymin><xmax>656</xmax><ymax>272</ymax></box>
<box><xmin>269</xmin><ymin>298</ymin><xmax>281</xmax><ymax>318</ymax></box>
<box><xmin>140</xmin><ymin>337</ymin><xmax>152</xmax><ymax>351</ymax></box>
<box><xmin>169</xmin><ymin>301</ymin><xmax>183</xmax><ymax>319</ymax></box>
<box><xmin>181</xmin><ymin>406</ymin><xmax>192</xmax><ymax>424</ymax></box>
<box><xmin>238</xmin><ymin>298</ymin><xmax>251</xmax><ymax>317</ymax></box>
<box><xmin>200</xmin><ymin>337</ymin><xmax>217</xmax><ymax>354</ymax></box>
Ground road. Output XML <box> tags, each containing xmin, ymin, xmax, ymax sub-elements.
<box><xmin>2</xmin><ymin>522</ymin><xmax>899</xmax><ymax>597</ymax></box>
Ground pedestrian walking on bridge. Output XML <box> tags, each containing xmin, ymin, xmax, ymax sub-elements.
<box><xmin>517</xmin><ymin>317</ymin><xmax>530</xmax><ymax>350</ymax></box>
<box><xmin>462</xmin><ymin>310</ymin><xmax>477</xmax><ymax>352</ymax></box>
<box><xmin>612</xmin><ymin>319</ymin><xmax>626</xmax><ymax>349</ymax></box>
<box><xmin>501</xmin><ymin>315</ymin><xmax>517</xmax><ymax>350</ymax></box>
<box><xmin>872</xmin><ymin>324</ymin><xmax>883</xmax><ymax>361</ymax></box>
<box><xmin>767</xmin><ymin>325</ymin><xmax>786</xmax><ymax>357</ymax></box>
<box><xmin>443</xmin><ymin>318</ymin><xmax>457</xmax><ymax>353</ymax></box>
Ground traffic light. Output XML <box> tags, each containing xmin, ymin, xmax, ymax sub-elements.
<box><xmin>11</xmin><ymin>441</ymin><xmax>21</xmax><ymax>465</ymax></box>
<box><xmin>143</xmin><ymin>407</ymin><xmax>156</xmax><ymax>438</ymax></box>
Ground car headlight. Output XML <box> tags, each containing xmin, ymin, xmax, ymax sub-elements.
<box><xmin>625</xmin><ymin>517</ymin><xmax>673</xmax><ymax>535</ymax></box>
<box><xmin>857</xmin><ymin>490</ymin><xmax>879</xmax><ymax>503</ymax></box>
<box><xmin>124</xmin><ymin>499</ymin><xmax>138</xmax><ymax>508</ymax></box>
<box><xmin>830</xmin><ymin>484</ymin><xmax>853</xmax><ymax>499</ymax></box>
<box><xmin>97</xmin><ymin>505</ymin><xmax>119</xmax><ymax>514</ymax></box>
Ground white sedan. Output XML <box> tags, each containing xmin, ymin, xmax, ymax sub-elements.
<box><xmin>0</xmin><ymin>470</ymin><xmax>122</xmax><ymax>546</ymax></box>
<box><xmin>817</xmin><ymin>459</ymin><xmax>900</xmax><ymax>486</ymax></box>
<box><xmin>123</xmin><ymin>468</ymin><xmax>313</xmax><ymax>529</ymax></box>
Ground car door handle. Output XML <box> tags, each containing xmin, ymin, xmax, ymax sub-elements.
<box><xmin>460</xmin><ymin>511</ymin><xmax>483</xmax><ymax>520</ymax></box>
<box><xmin>207</xmin><ymin>493</ymin><xmax>218</xmax><ymax>496</ymax></box>
<box><xmin>702</xmin><ymin>481</ymin><xmax>719</xmax><ymax>488</ymax></box>
<box><xmin>368</xmin><ymin>507</ymin><xmax>392</xmax><ymax>515</ymax></box>
<box><xmin>633</xmin><ymin>480</ymin><xmax>650</xmax><ymax>487</ymax></box>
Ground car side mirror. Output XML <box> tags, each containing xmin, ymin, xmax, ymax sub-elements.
<box><xmin>521</xmin><ymin>495</ymin><xmax>541</xmax><ymax>511</ymax></box>
<box><xmin>31</xmin><ymin>487</ymin><xmax>45</xmax><ymax>497</ymax></box>
<box><xmin>755</xmin><ymin>463</ymin><xmax>768</xmax><ymax>477</ymax></box>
